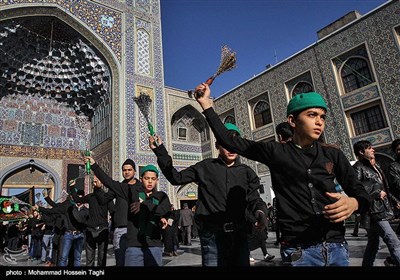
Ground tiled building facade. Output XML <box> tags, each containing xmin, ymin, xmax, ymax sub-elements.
<box><xmin>0</xmin><ymin>0</ymin><xmax>398</xmax><ymax>206</ymax></box>
<box><xmin>212</xmin><ymin>0</ymin><xmax>400</xmax><ymax>202</ymax></box>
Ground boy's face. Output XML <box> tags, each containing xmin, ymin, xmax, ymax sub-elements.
<box><xmin>140</xmin><ymin>171</ymin><xmax>158</xmax><ymax>193</ymax></box>
<box><xmin>289</xmin><ymin>108</ymin><xmax>326</xmax><ymax>142</ymax></box>
<box><xmin>217</xmin><ymin>144</ymin><xmax>238</xmax><ymax>165</ymax></box>
<box><xmin>122</xmin><ymin>164</ymin><xmax>135</xmax><ymax>181</ymax></box>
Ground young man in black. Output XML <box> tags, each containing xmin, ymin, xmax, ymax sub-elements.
<box><xmin>93</xmin><ymin>159</ymin><xmax>138</xmax><ymax>266</ymax></box>
<box><xmin>352</xmin><ymin>140</ymin><xmax>400</xmax><ymax>266</ymax></box>
<box><xmin>194</xmin><ymin>83</ymin><xmax>370</xmax><ymax>266</ymax></box>
<box><xmin>69</xmin><ymin>176</ymin><xmax>110</xmax><ymax>266</ymax></box>
<box><xmin>149</xmin><ymin>123</ymin><xmax>268</xmax><ymax>267</ymax></box>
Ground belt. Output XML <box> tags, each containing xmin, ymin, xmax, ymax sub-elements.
<box><xmin>89</xmin><ymin>225</ymin><xmax>107</xmax><ymax>231</ymax></box>
<box><xmin>65</xmin><ymin>230</ymin><xmax>81</xmax><ymax>235</ymax></box>
<box><xmin>205</xmin><ymin>222</ymin><xmax>243</xmax><ymax>233</ymax></box>
<box><xmin>280</xmin><ymin>239</ymin><xmax>341</xmax><ymax>248</ymax></box>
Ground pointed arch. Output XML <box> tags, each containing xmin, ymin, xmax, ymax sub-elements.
<box><xmin>253</xmin><ymin>100</ymin><xmax>272</xmax><ymax>128</ymax></box>
<box><xmin>171</xmin><ymin>105</ymin><xmax>210</xmax><ymax>142</ymax></box>
<box><xmin>0</xmin><ymin>159</ymin><xmax>61</xmax><ymax>200</ymax></box>
<box><xmin>0</xmin><ymin>4</ymin><xmax>122</xmax><ymax>178</ymax></box>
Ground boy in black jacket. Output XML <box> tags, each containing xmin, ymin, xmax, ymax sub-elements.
<box><xmin>194</xmin><ymin>83</ymin><xmax>370</xmax><ymax>266</ymax></box>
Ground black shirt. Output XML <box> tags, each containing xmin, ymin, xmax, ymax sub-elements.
<box><xmin>203</xmin><ymin>107</ymin><xmax>371</xmax><ymax>243</ymax></box>
<box><xmin>39</xmin><ymin>199</ymin><xmax>86</xmax><ymax>232</ymax></box>
<box><xmin>92</xmin><ymin>163</ymin><xmax>171</xmax><ymax>247</ymax></box>
<box><xmin>71</xmin><ymin>188</ymin><xmax>109</xmax><ymax>230</ymax></box>
<box><xmin>92</xmin><ymin>166</ymin><xmax>141</xmax><ymax>229</ymax></box>
<box><xmin>153</xmin><ymin>143</ymin><xmax>267</xmax><ymax>225</ymax></box>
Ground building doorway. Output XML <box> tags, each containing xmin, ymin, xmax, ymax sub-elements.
<box><xmin>179</xmin><ymin>199</ymin><xmax>197</xmax><ymax>210</ymax></box>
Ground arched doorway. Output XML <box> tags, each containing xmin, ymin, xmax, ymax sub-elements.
<box><xmin>0</xmin><ymin>159</ymin><xmax>60</xmax><ymax>204</ymax></box>
<box><xmin>177</xmin><ymin>183</ymin><xmax>198</xmax><ymax>210</ymax></box>
<box><xmin>0</xmin><ymin>4</ymin><xmax>121</xmax><ymax>192</ymax></box>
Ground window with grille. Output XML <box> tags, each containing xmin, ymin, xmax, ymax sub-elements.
<box><xmin>341</xmin><ymin>58</ymin><xmax>373</xmax><ymax>93</ymax></box>
<box><xmin>350</xmin><ymin>105</ymin><xmax>385</xmax><ymax>135</ymax></box>
<box><xmin>254</xmin><ymin>101</ymin><xmax>272</xmax><ymax>128</ymax></box>
<box><xmin>292</xmin><ymin>82</ymin><xmax>313</xmax><ymax>96</ymax></box>
<box><xmin>178</xmin><ymin>127</ymin><xmax>187</xmax><ymax>141</ymax></box>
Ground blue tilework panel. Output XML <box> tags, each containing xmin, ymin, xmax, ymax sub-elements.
<box><xmin>0</xmin><ymin>95</ymin><xmax>89</xmax><ymax>150</ymax></box>
<box><xmin>351</xmin><ymin>128</ymin><xmax>392</xmax><ymax>147</ymax></box>
<box><xmin>341</xmin><ymin>86</ymin><xmax>380</xmax><ymax>109</ymax></box>
<box><xmin>172</xmin><ymin>143</ymin><xmax>203</xmax><ymax>154</ymax></box>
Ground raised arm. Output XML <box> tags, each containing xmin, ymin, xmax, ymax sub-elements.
<box><xmin>44</xmin><ymin>194</ymin><xmax>57</xmax><ymax>208</ymax></box>
<box><xmin>150</xmin><ymin>135</ymin><xmax>197</xmax><ymax>185</ymax></box>
<box><xmin>84</xmin><ymin>156</ymin><xmax>128</xmax><ymax>200</ymax></box>
<box><xmin>194</xmin><ymin>83</ymin><xmax>269</xmax><ymax>164</ymax></box>
<box><xmin>69</xmin><ymin>180</ymin><xmax>89</xmax><ymax>204</ymax></box>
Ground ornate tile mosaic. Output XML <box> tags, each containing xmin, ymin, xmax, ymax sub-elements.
<box><xmin>214</xmin><ymin>1</ymin><xmax>400</xmax><ymax>163</ymax></box>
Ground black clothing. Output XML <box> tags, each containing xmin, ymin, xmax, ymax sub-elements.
<box><xmin>40</xmin><ymin>212</ymin><xmax>55</xmax><ymax>235</ymax></box>
<box><xmin>388</xmin><ymin>160</ymin><xmax>400</xmax><ymax>218</ymax></box>
<box><xmin>203</xmin><ymin>107</ymin><xmax>371</xmax><ymax>245</ymax></box>
<box><xmin>28</xmin><ymin>217</ymin><xmax>42</xmax><ymax>259</ymax></box>
<box><xmin>71</xmin><ymin>188</ymin><xmax>109</xmax><ymax>231</ymax></box>
<box><xmin>6</xmin><ymin>223</ymin><xmax>19</xmax><ymax>250</ymax></box>
<box><xmin>247</xmin><ymin>210</ymin><xmax>268</xmax><ymax>252</ymax></box>
<box><xmin>44</xmin><ymin>196</ymin><xmax>64</xmax><ymax>265</ymax></box>
<box><xmin>389</xmin><ymin>159</ymin><xmax>400</xmax><ymax>234</ymax></box>
<box><xmin>353</xmin><ymin>159</ymin><xmax>397</xmax><ymax>221</ymax></box>
<box><xmin>39</xmin><ymin>199</ymin><xmax>86</xmax><ymax>233</ymax></box>
<box><xmin>96</xmin><ymin>189</ymin><xmax>127</xmax><ymax>228</ymax></box>
<box><xmin>154</xmin><ymin>144</ymin><xmax>267</xmax><ymax>225</ymax></box>
<box><xmin>163</xmin><ymin>209</ymin><xmax>180</xmax><ymax>254</ymax></box>
<box><xmin>71</xmin><ymin>188</ymin><xmax>109</xmax><ymax>266</ymax></box>
<box><xmin>353</xmin><ymin>158</ymin><xmax>400</xmax><ymax>266</ymax></box>
<box><xmin>93</xmin><ymin>179</ymin><xmax>126</xmax><ymax>267</ymax></box>
<box><xmin>153</xmin><ymin>141</ymin><xmax>267</xmax><ymax>267</ymax></box>
<box><xmin>129</xmin><ymin>186</ymin><xmax>171</xmax><ymax>247</ymax></box>
<box><xmin>92</xmin><ymin>163</ymin><xmax>171</xmax><ymax>248</ymax></box>
<box><xmin>389</xmin><ymin>159</ymin><xmax>400</xmax><ymax>196</ymax></box>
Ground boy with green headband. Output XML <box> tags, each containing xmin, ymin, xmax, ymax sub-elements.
<box><xmin>84</xmin><ymin>158</ymin><xmax>171</xmax><ymax>266</ymax></box>
<box><xmin>194</xmin><ymin>83</ymin><xmax>370</xmax><ymax>266</ymax></box>
<box><xmin>149</xmin><ymin>123</ymin><xmax>268</xmax><ymax>267</ymax></box>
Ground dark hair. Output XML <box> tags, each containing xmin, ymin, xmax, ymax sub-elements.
<box><xmin>353</xmin><ymin>140</ymin><xmax>371</xmax><ymax>159</ymax></box>
<box><xmin>275</xmin><ymin>122</ymin><xmax>293</xmax><ymax>142</ymax></box>
<box><xmin>391</xmin><ymin>139</ymin><xmax>400</xmax><ymax>152</ymax></box>
<box><xmin>122</xmin><ymin>159</ymin><xmax>136</xmax><ymax>171</ymax></box>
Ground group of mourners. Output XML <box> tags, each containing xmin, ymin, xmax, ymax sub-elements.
<box><xmin>26</xmin><ymin>82</ymin><xmax>400</xmax><ymax>266</ymax></box>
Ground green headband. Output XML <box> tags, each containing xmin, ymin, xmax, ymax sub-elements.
<box><xmin>287</xmin><ymin>92</ymin><xmax>327</xmax><ymax>116</ymax></box>
<box><xmin>140</xmin><ymin>164</ymin><xmax>159</xmax><ymax>177</ymax></box>
<box><xmin>224</xmin><ymin>123</ymin><xmax>241</xmax><ymax>136</ymax></box>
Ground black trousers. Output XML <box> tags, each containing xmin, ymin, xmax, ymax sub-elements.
<box><xmin>85</xmin><ymin>229</ymin><xmax>109</xmax><ymax>266</ymax></box>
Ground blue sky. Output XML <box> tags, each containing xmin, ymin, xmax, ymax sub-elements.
<box><xmin>160</xmin><ymin>0</ymin><xmax>387</xmax><ymax>98</ymax></box>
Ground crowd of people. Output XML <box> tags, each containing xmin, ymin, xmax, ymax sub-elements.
<box><xmin>3</xmin><ymin>86</ymin><xmax>400</xmax><ymax>267</ymax></box>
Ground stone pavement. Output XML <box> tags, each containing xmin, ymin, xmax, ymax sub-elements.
<box><xmin>0</xmin><ymin>226</ymin><xmax>392</xmax><ymax>268</ymax></box>
<box><xmin>164</xmin><ymin>227</ymin><xmax>388</xmax><ymax>267</ymax></box>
